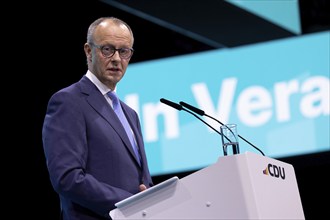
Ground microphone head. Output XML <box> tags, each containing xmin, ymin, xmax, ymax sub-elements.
<box><xmin>179</xmin><ymin>101</ymin><xmax>205</xmax><ymax>116</ymax></box>
<box><xmin>160</xmin><ymin>98</ymin><xmax>183</xmax><ymax>111</ymax></box>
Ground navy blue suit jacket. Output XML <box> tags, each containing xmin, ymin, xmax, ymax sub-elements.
<box><xmin>42</xmin><ymin>76</ymin><xmax>153</xmax><ymax>219</ymax></box>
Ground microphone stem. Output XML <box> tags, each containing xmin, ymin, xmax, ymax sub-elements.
<box><xmin>182</xmin><ymin>109</ymin><xmax>232</xmax><ymax>143</ymax></box>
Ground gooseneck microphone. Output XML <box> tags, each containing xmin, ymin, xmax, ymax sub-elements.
<box><xmin>160</xmin><ymin>98</ymin><xmax>231</xmax><ymax>142</ymax></box>
<box><xmin>179</xmin><ymin>101</ymin><xmax>265</xmax><ymax>156</ymax></box>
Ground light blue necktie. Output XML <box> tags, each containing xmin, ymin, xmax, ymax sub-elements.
<box><xmin>108</xmin><ymin>91</ymin><xmax>141</xmax><ymax>165</ymax></box>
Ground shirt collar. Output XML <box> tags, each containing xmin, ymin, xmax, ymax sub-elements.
<box><xmin>85</xmin><ymin>70</ymin><xmax>116</xmax><ymax>95</ymax></box>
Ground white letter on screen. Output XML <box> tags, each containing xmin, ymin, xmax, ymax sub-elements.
<box><xmin>237</xmin><ymin>86</ymin><xmax>272</xmax><ymax>126</ymax></box>
<box><xmin>143</xmin><ymin>102</ymin><xmax>180</xmax><ymax>142</ymax></box>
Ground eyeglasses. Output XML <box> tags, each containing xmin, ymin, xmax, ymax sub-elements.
<box><xmin>90</xmin><ymin>43</ymin><xmax>134</xmax><ymax>59</ymax></box>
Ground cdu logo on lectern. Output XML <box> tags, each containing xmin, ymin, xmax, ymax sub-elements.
<box><xmin>263</xmin><ymin>164</ymin><xmax>286</xmax><ymax>180</ymax></box>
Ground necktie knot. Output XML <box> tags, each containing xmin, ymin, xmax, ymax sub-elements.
<box><xmin>107</xmin><ymin>91</ymin><xmax>119</xmax><ymax>108</ymax></box>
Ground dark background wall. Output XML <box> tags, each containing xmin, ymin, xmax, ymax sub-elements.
<box><xmin>15</xmin><ymin>0</ymin><xmax>329</xmax><ymax>219</ymax></box>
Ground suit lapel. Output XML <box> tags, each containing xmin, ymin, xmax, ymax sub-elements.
<box><xmin>79</xmin><ymin>77</ymin><xmax>142</xmax><ymax>167</ymax></box>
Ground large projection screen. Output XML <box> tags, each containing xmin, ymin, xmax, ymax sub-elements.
<box><xmin>118</xmin><ymin>31</ymin><xmax>329</xmax><ymax>176</ymax></box>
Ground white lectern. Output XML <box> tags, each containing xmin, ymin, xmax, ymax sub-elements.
<box><xmin>110</xmin><ymin>152</ymin><xmax>305</xmax><ymax>219</ymax></box>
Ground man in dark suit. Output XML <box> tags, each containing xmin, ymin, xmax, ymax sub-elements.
<box><xmin>42</xmin><ymin>17</ymin><xmax>153</xmax><ymax>220</ymax></box>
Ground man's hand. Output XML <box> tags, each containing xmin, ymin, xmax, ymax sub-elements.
<box><xmin>139</xmin><ymin>184</ymin><xmax>147</xmax><ymax>192</ymax></box>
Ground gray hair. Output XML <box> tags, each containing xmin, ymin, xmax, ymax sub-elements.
<box><xmin>86</xmin><ymin>17</ymin><xmax>134</xmax><ymax>44</ymax></box>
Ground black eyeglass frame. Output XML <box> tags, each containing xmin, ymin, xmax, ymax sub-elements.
<box><xmin>90</xmin><ymin>43</ymin><xmax>134</xmax><ymax>59</ymax></box>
